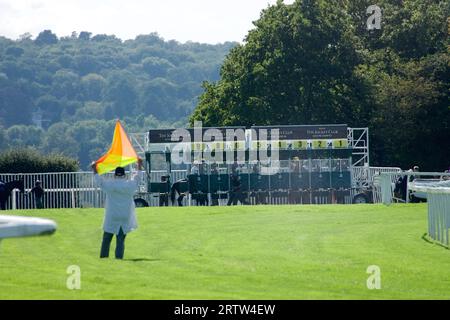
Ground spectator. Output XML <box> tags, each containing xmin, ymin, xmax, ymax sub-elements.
<box><xmin>394</xmin><ymin>176</ymin><xmax>408</xmax><ymax>201</ymax></box>
<box><xmin>291</xmin><ymin>157</ymin><xmax>300</xmax><ymax>174</ymax></box>
<box><xmin>190</xmin><ymin>162</ymin><xmax>199</xmax><ymax>175</ymax></box>
<box><xmin>409</xmin><ymin>165</ymin><xmax>419</xmax><ymax>182</ymax></box>
<box><xmin>227</xmin><ymin>173</ymin><xmax>248</xmax><ymax>206</ymax></box>
<box><xmin>30</xmin><ymin>180</ymin><xmax>45</xmax><ymax>209</ymax></box>
<box><xmin>210</xmin><ymin>162</ymin><xmax>219</xmax><ymax>175</ymax></box>
<box><xmin>159</xmin><ymin>175</ymin><xmax>170</xmax><ymax>207</ymax></box>
<box><xmin>199</xmin><ymin>159</ymin><xmax>206</xmax><ymax>175</ymax></box>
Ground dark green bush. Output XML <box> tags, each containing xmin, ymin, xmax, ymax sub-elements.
<box><xmin>0</xmin><ymin>148</ymin><xmax>79</xmax><ymax>173</ymax></box>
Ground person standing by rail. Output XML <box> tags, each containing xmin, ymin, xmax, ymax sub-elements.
<box><xmin>29</xmin><ymin>180</ymin><xmax>45</xmax><ymax>209</ymax></box>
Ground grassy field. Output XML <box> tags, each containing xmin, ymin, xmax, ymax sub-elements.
<box><xmin>0</xmin><ymin>203</ymin><xmax>449</xmax><ymax>300</ymax></box>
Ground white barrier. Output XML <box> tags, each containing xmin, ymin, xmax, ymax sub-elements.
<box><xmin>373</xmin><ymin>174</ymin><xmax>396</xmax><ymax>205</ymax></box>
<box><xmin>410</xmin><ymin>180</ymin><xmax>450</xmax><ymax>246</ymax></box>
<box><xmin>352</xmin><ymin>166</ymin><xmax>402</xmax><ymax>187</ymax></box>
<box><xmin>361</xmin><ymin>167</ymin><xmax>402</xmax><ymax>204</ymax></box>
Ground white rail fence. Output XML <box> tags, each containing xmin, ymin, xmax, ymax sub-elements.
<box><xmin>4</xmin><ymin>167</ymin><xmax>438</xmax><ymax>209</ymax></box>
<box><xmin>410</xmin><ymin>182</ymin><xmax>450</xmax><ymax>247</ymax></box>
<box><xmin>424</xmin><ymin>191</ymin><xmax>450</xmax><ymax>247</ymax></box>
<box><xmin>1</xmin><ymin>172</ymin><xmax>102</xmax><ymax>210</ymax></box>
<box><xmin>0</xmin><ymin>171</ymin><xmax>190</xmax><ymax>210</ymax></box>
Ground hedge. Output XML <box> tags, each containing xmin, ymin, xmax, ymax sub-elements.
<box><xmin>0</xmin><ymin>148</ymin><xmax>79</xmax><ymax>173</ymax></box>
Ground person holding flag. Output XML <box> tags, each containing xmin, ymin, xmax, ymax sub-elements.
<box><xmin>91</xmin><ymin>120</ymin><xmax>143</xmax><ymax>260</ymax></box>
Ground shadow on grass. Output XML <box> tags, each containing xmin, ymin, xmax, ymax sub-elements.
<box><xmin>421</xmin><ymin>233</ymin><xmax>449</xmax><ymax>250</ymax></box>
<box><xmin>123</xmin><ymin>258</ymin><xmax>161</xmax><ymax>262</ymax></box>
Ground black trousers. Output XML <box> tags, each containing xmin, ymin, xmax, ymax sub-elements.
<box><xmin>100</xmin><ymin>227</ymin><xmax>126</xmax><ymax>259</ymax></box>
<box><xmin>159</xmin><ymin>193</ymin><xmax>169</xmax><ymax>206</ymax></box>
<box><xmin>35</xmin><ymin>196</ymin><xmax>44</xmax><ymax>209</ymax></box>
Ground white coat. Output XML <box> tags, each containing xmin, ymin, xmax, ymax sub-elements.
<box><xmin>94</xmin><ymin>171</ymin><xmax>143</xmax><ymax>235</ymax></box>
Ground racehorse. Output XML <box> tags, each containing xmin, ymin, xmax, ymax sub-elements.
<box><xmin>170</xmin><ymin>178</ymin><xmax>188</xmax><ymax>206</ymax></box>
<box><xmin>0</xmin><ymin>180</ymin><xmax>25</xmax><ymax>210</ymax></box>
<box><xmin>170</xmin><ymin>178</ymin><xmax>210</xmax><ymax>206</ymax></box>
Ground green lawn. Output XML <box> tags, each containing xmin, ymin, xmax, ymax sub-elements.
<box><xmin>0</xmin><ymin>204</ymin><xmax>449</xmax><ymax>299</ymax></box>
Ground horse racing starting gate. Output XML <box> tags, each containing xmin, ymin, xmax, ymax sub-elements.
<box><xmin>0</xmin><ymin>124</ymin><xmax>412</xmax><ymax>209</ymax></box>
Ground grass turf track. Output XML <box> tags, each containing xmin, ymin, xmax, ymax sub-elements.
<box><xmin>0</xmin><ymin>203</ymin><xmax>449</xmax><ymax>299</ymax></box>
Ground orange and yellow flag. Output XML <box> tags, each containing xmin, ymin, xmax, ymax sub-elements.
<box><xmin>95</xmin><ymin>120</ymin><xmax>138</xmax><ymax>175</ymax></box>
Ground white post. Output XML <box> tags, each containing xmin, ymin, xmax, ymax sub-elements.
<box><xmin>12</xmin><ymin>190</ymin><xmax>16</xmax><ymax>210</ymax></box>
<box><xmin>380</xmin><ymin>173</ymin><xmax>392</xmax><ymax>205</ymax></box>
<box><xmin>71</xmin><ymin>190</ymin><xmax>76</xmax><ymax>209</ymax></box>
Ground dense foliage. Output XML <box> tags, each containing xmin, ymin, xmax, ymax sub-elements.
<box><xmin>191</xmin><ymin>0</ymin><xmax>450</xmax><ymax>171</ymax></box>
<box><xmin>0</xmin><ymin>148</ymin><xmax>79</xmax><ymax>173</ymax></box>
<box><xmin>0</xmin><ymin>31</ymin><xmax>235</xmax><ymax>168</ymax></box>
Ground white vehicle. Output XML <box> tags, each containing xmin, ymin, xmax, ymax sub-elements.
<box><xmin>0</xmin><ymin>215</ymin><xmax>57</xmax><ymax>239</ymax></box>
<box><xmin>409</xmin><ymin>179</ymin><xmax>431</xmax><ymax>201</ymax></box>
<box><xmin>410</xmin><ymin>179</ymin><xmax>450</xmax><ymax>202</ymax></box>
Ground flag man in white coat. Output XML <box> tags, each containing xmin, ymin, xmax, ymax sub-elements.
<box><xmin>91</xmin><ymin>159</ymin><xmax>143</xmax><ymax>259</ymax></box>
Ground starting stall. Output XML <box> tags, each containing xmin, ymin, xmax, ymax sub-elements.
<box><xmin>143</xmin><ymin>124</ymin><xmax>365</xmax><ymax>206</ymax></box>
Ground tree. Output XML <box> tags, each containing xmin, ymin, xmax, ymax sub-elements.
<box><xmin>0</xmin><ymin>84</ymin><xmax>33</xmax><ymax>126</ymax></box>
<box><xmin>79</xmin><ymin>31</ymin><xmax>92</xmax><ymax>41</ymax></box>
<box><xmin>104</xmin><ymin>72</ymin><xmax>138</xmax><ymax>117</ymax></box>
<box><xmin>0</xmin><ymin>61</ymin><xmax>34</xmax><ymax>80</ymax></box>
<box><xmin>142</xmin><ymin>57</ymin><xmax>174</xmax><ymax>77</ymax></box>
<box><xmin>75</xmin><ymin>54</ymin><xmax>100</xmax><ymax>76</ymax></box>
<box><xmin>51</xmin><ymin>70</ymin><xmax>80</xmax><ymax>99</ymax></box>
<box><xmin>191</xmin><ymin>0</ymin><xmax>370</xmax><ymax>127</ymax></box>
<box><xmin>19</xmin><ymin>32</ymin><xmax>32</xmax><ymax>41</ymax></box>
<box><xmin>5</xmin><ymin>46</ymin><xmax>24</xmax><ymax>57</ymax></box>
<box><xmin>138</xmin><ymin>78</ymin><xmax>178</xmax><ymax>119</ymax></box>
<box><xmin>356</xmin><ymin>1</ymin><xmax>450</xmax><ymax>170</ymax></box>
<box><xmin>0</xmin><ymin>30</ymin><xmax>235</xmax><ymax>166</ymax></box>
<box><xmin>74</xmin><ymin>101</ymin><xmax>106</xmax><ymax>120</ymax></box>
<box><xmin>0</xmin><ymin>126</ymin><xmax>7</xmax><ymax>150</ymax></box>
<box><xmin>35</xmin><ymin>95</ymin><xmax>63</xmax><ymax>125</ymax></box>
<box><xmin>5</xmin><ymin>125</ymin><xmax>44</xmax><ymax>148</ymax></box>
<box><xmin>375</xmin><ymin>0</ymin><xmax>448</xmax><ymax>59</ymax></box>
<box><xmin>57</xmin><ymin>55</ymin><xmax>74</xmax><ymax>69</ymax></box>
<box><xmin>35</xmin><ymin>30</ymin><xmax>58</xmax><ymax>45</ymax></box>
<box><xmin>367</xmin><ymin>52</ymin><xmax>450</xmax><ymax>170</ymax></box>
<box><xmin>190</xmin><ymin>0</ymin><xmax>449</xmax><ymax>170</ymax></box>
<box><xmin>80</xmin><ymin>73</ymin><xmax>106</xmax><ymax>101</ymax></box>
<box><xmin>42</xmin><ymin>123</ymin><xmax>79</xmax><ymax>159</ymax></box>
<box><xmin>67</xmin><ymin>121</ymin><xmax>101</xmax><ymax>167</ymax></box>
